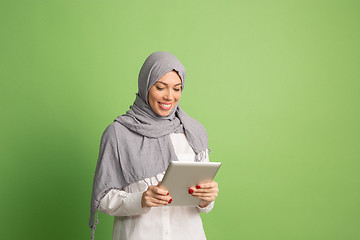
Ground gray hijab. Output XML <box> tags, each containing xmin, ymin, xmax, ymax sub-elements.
<box><xmin>89</xmin><ymin>51</ymin><xmax>209</xmax><ymax>239</ymax></box>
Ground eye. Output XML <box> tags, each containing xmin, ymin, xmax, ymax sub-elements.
<box><xmin>156</xmin><ymin>86</ymin><xmax>165</xmax><ymax>91</ymax></box>
<box><xmin>173</xmin><ymin>88</ymin><xmax>181</xmax><ymax>92</ymax></box>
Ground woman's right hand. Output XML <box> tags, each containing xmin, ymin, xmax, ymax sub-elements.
<box><xmin>141</xmin><ymin>183</ymin><xmax>172</xmax><ymax>208</ymax></box>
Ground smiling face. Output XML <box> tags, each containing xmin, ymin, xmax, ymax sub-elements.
<box><xmin>148</xmin><ymin>71</ymin><xmax>182</xmax><ymax>117</ymax></box>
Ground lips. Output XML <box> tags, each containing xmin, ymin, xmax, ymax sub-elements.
<box><xmin>158</xmin><ymin>102</ymin><xmax>172</xmax><ymax>110</ymax></box>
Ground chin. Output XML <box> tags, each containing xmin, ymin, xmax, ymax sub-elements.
<box><xmin>156</xmin><ymin>108</ymin><xmax>173</xmax><ymax>117</ymax></box>
<box><xmin>157</xmin><ymin>112</ymin><xmax>170</xmax><ymax>117</ymax></box>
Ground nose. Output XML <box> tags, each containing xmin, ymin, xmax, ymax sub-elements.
<box><xmin>164</xmin><ymin>89</ymin><xmax>174</xmax><ymax>101</ymax></box>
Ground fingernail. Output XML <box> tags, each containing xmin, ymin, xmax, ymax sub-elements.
<box><xmin>168</xmin><ymin>199</ymin><xmax>172</xmax><ymax>203</ymax></box>
<box><xmin>167</xmin><ymin>192</ymin><xmax>169</xmax><ymax>195</ymax></box>
<box><xmin>196</xmin><ymin>185</ymin><xmax>201</xmax><ymax>189</ymax></box>
<box><xmin>189</xmin><ymin>189</ymin><xmax>194</xmax><ymax>194</ymax></box>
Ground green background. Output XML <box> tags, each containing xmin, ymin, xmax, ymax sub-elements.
<box><xmin>1</xmin><ymin>0</ymin><xmax>359</xmax><ymax>239</ymax></box>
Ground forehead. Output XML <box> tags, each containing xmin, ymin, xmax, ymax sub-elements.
<box><xmin>155</xmin><ymin>71</ymin><xmax>182</xmax><ymax>85</ymax></box>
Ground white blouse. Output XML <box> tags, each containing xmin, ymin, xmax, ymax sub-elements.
<box><xmin>99</xmin><ymin>133</ymin><xmax>214</xmax><ymax>240</ymax></box>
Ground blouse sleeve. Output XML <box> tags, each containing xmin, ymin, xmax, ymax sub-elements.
<box><xmin>196</xmin><ymin>201</ymin><xmax>214</xmax><ymax>213</ymax></box>
<box><xmin>99</xmin><ymin>189</ymin><xmax>150</xmax><ymax>216</ymax></box>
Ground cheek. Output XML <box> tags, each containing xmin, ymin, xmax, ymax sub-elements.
<box><xmin>148</xmin><ymin>90</ymin><xmax>159</xmax><ymax>103</ymax></box>
<box><xmin>175</xmin><ymin>92</ymin><xmax>182</xmax><ymax>101</ymax></box>
<box><xmin>151</xmin><ymin>92</ymin><xmax>163</xmax><ymax>102</ymax></box>
<box><xmin>148</xmin><ymin>93</ymin><xmax>159</xmax><ymax>113</ymax></box>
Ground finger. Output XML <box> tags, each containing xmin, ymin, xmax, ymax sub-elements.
<box><xmin>191</xmin><ymin>194</ymin><xmax>216</xmax><ymax>202</ymax></box>
<box><xmin>190</xmin><ymin>188</ymin><xmax>218</xmax><ymax>202</ymax></box>
<box><xmin>192</xmin><ymin>192</ymin><xmax>217</xmax><ymax>197</ymax></box>
<box><xmin>147</xmin><ymin>189</ymin><xmax>172</xmax><ymax>201</ymax></box>
<box><xmin>149</xmin><ymin>185</ymin><xmax>169</xmax><ymax>196</ymax></box>
<box><xmin>149</xmin><ymin>197</ymin><xmax>171</xmax><ymax>206</ymax></box>
<box><xmin>158</xmin><ymin>184</ymin><xmax>170</xmax><ymax>194</ymax></box>
<box><xmin>192</xmin><ymin>187</ymin><xmax>219</xmax><ymax>194</ymax></box>
<box><xmin>157</xmin><ymin>181</ymin><xmax>171</xmax><ymax>195</ymax></box>
<box><xmin>192</xmin><ymin>194</ymin><xmax>217</xmax><ymax>202</ymax></box>
<box><xmin>143</xmin><ymin>195</ymin><xmax>172</xmax><ymax>207</ymax></box>
<box><xmin>196</xmin><ymin>181</ymin><xmax>218</xmax><ymax>189</ymax></box>
<box><xmin>146</xmin><ymin>201</ymin><xmax>167</xmax><ymax>207</ymax></box>
<box><xmin>192</xmin><ymin>191</ymin><xmax>217</xmax><ymax>199</ymax></box>
<box><xmin>151</xmin><ymin>193</ymin><xmax>172</xmax><ymax>202</ymax></box>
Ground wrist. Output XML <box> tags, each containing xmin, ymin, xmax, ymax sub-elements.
<box><xmin>198</xmin><ymin>200</ymin><xmax>210</xmax><ymax>208</ymax></box>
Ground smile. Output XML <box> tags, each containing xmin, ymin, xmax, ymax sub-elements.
<box><xmin>158</xmin><ymin>102</ymin><xmax>172</xmax><ymax>110</ymax></box>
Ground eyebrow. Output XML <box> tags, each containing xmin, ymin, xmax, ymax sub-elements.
<box><xmin>156</xmin><ymin>81</ymin><xmax>182</xmax><ymax>86</ymax></box>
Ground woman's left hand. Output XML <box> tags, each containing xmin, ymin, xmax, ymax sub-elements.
<box><xmin>189</xmin><ymin>181</ymin><xmax>219</xmax><ymax>208</ymax></box>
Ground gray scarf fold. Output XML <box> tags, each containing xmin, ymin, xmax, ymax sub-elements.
<box><xmin>89</xmin><ymin>51</ymin><xmax>209</xmax><ymax>239</ymax></box>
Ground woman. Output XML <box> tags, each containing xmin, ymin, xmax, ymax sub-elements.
<box><xmin>89</xmin><ymin>51</ymin><xmax>219</xmax><ymax>240</ymax></box>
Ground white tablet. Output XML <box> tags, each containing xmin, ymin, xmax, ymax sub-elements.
<box><xmin>159</xmin><ymin>161</ymin><xmax>222</xmax><ymax>206</ymax></box>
